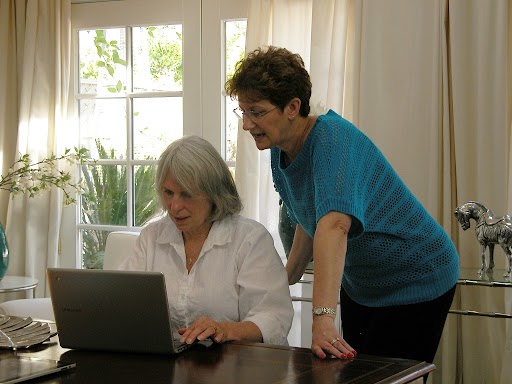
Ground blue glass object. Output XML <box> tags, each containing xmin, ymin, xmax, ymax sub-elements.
<box><xmin>0</xmin><ymin>222</ymin><xmax>9</xmax><ymax>280</ymax></box>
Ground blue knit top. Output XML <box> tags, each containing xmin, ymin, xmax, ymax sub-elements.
<box><xmin>271</xmin><ymin>110</ymin><xmax>459</xmax><ymax>307</ymax></box>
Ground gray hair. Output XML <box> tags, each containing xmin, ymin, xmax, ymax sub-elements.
<box><xmin>155</xmin><ymin>135</ymin><xmax>243</xmax><ymax>221</ymax></box>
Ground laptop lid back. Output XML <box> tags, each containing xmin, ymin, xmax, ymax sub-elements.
<box><xmin>47</xmin><ymin>268</ymin><xmax>186</xmax><ymax>354</ymax></box>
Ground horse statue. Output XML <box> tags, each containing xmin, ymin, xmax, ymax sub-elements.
<box><xmin>454</xmin><ymin>201</ymin><xmax>512</xmax><ymax>277</ymax></box>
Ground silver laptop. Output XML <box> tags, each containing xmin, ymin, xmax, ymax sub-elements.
<box><xmin>47</xmin><ymin>268</ymin><xmax>190</xmax><ymax>354</ymax></box>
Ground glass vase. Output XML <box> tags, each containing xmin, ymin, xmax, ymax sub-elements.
<box><xmin>0</xmin><ymin>222</ymin><xmax>9</xmax><ymax>280</ymax></box>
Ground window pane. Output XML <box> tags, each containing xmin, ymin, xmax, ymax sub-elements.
<box><xmin>225</xmin><ymin>97</ymin><xmax>239</xmax><ymax>162</ymax></box>
<box><xmin>225</xmin><ymin>20</ymin><xmax>246</xmax><ymax>162</ymax></box>
<box><xmin>79</xmin><ymin>99</ymin><xmax>127</xmax><ymax>159</ymax></box>
<box><xmin>79</xmin><ymin>29</ymin><xmax>127</xmax><ymax>95</ymax></box>
<box><xmin>133</xmin><ymin>97</ymin><xmax>182</xmax><ymax>160</ymax></box>
<box><xmin>132</xmin><ymin>25</ymin><xmax>183</xmax><ymax>92</ymax></box>
<box><xmin>228</xmin><ymin>166</ymin><xmax>235</xmax><ymax>180</ymax></box>
<box><xmin>81</xmin><ymin>229</ymin><xmax>111</xmax><ymax>269</ymax></box>
<box><xmin>81</xmin><ymin>164</ymin><xmax>128</xmax><ymax>226</ymax></box>
<box><xmin>133</xmin><ymin>165</ymin><xmax>161</xmax><ymax>226</ymax></box>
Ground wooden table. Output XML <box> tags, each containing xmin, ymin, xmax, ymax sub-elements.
<box><xmin>3</xmin><ymin>335</ymin><xmax>434</xmax><ymax>383</ymax></box>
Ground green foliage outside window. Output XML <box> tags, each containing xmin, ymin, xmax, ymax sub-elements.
<box><xmin>147</xmin><ymin>26</ymin><xmax>183</xmax><ymax>84</ymax></box>
<box><xmin>81</xmin><ymin>140</ymin><xmax>159</xmax><ymax>269</ymax></box>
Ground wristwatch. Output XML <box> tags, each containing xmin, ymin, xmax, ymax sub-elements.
<box><xmin>312</xmin><ymin>306</ymin><xmax>337</xmax><ymax>316</ymax></box>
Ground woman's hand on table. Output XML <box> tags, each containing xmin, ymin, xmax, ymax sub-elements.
<box><xmin>311</xmin><ymin>315</ymin><xmax>356</xmax><ymax>359</ymax></box>
<box><xmin>178</xmin><ymin>316</ymin><xmax>227</xmax><ymax>344</ymax></box>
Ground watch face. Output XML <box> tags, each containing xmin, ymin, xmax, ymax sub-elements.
<box><xmin>313</xmin><ymin>307</ymin><xmax>323</xmax><ymax>315</ymax></box>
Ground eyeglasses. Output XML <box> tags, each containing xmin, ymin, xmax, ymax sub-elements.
<box><xmin>233</xmin><ymin>106</ymin><xmax>278</xmax><ymax>122</ymax></box>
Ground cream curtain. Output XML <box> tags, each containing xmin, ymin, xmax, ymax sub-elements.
<box><xmin>0</xmin><ymin>0</ymin><xmax>20</xmax><ymax>226</ymax></box>
<box><xmin>0</xmin><ymin>0</ymin><xmax>73</xmax><ymax>298</ymax></box>
<box><xmin>237</xmin><ymin>0</ymin><xmax>512</xmax><ymax>383</ymax></box>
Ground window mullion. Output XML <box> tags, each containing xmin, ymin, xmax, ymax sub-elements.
<box><xmin>126</xmin><ymin>26</ymin><xmax>134</xmax><ymax>227</ymax></box>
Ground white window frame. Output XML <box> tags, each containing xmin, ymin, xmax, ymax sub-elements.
<box><xmin>202</xmin><ymin>0</ymin><xmax>247</xmax><ymax>166</ymax></box>
<box><xmin>60</xmin><ymin>0</ymin><xmax>248</xmax><ymax>268</ymax></box>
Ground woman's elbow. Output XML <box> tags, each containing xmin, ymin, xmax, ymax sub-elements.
<box><xmin>287</xmin><ymin>269</ymin><xmax>302</xmax><ymax>285</ymax></box>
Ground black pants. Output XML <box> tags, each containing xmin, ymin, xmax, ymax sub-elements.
<box><xmin>340</xmin><ymin>284</ymin><xmax>456</xmax><ymax>364</ymax></box>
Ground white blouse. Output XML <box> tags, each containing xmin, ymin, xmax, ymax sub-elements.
<box><xmin>118</xmin><ymin>214</ymin><xmax>293</xmax><ymax>345</ymax></box>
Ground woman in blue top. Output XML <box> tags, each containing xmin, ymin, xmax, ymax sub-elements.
<box><xmin>225</xmin><ymin>46</ymin><xmax>459</xmax><ymax>364</ymax></box>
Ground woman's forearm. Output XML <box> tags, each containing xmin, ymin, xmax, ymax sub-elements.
<box><xmin>312</xmin><ymin>212</ymin><xmax>351</xmax><ymax>310</ymax></box>
<box><xmin>286</xmin><ymin>225</ymin><xmax>314</xmax><ymax>284</ymax></box>
<box><xmin>223</xmin><ymin>320</ymin><xmax>262</xmax><ymax>342</ymax></box>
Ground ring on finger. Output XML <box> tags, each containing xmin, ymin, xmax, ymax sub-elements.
<box><xmin>330</xmin><ymin>337</ymin><xmax>339</xmax><ymax>345</ymax></box>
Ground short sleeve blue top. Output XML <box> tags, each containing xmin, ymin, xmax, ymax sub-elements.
<box><xmin>271</xmin><ymin>110</ymin><xmax>459</xmax><ymax>307</ymax></box>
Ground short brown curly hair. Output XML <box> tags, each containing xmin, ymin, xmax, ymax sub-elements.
<box><xmin>225</xmin><ymin>46</ymin><xmax>312</xmax><ymax>117</ymax></box>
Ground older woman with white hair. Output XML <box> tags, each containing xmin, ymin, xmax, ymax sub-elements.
<box><xmin>119</xmin><ymin>135</ymin><xmax>293</xmax><ymax>346</ymax></box>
